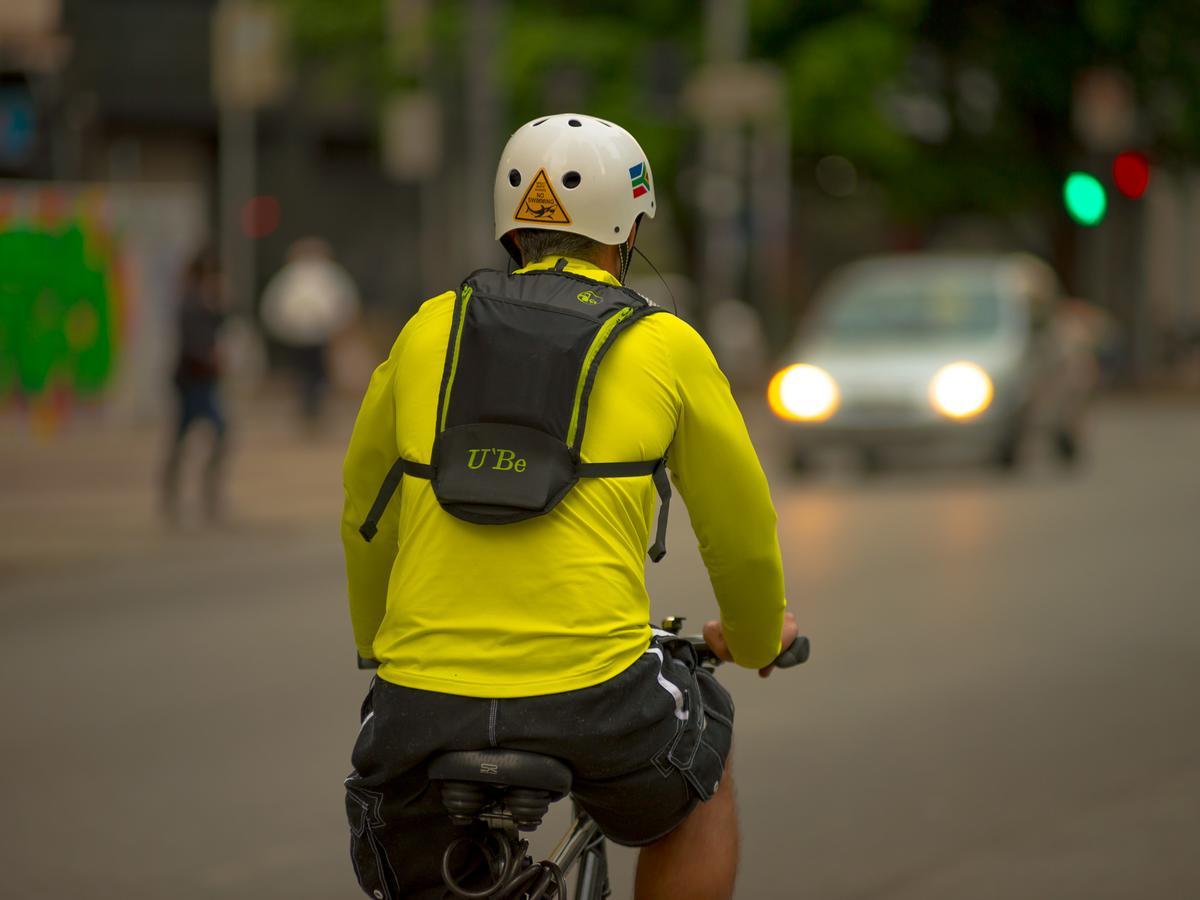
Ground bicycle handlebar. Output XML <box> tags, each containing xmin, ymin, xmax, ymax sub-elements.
<box><xmin>773</xmin><ymin>635</ymin><xmax>812</xmax><ymax>668</ymax></box>
<box><xmin>688</xmin><ymin>634</ymin><xmax>810</xmax><ymax>670</ymax></box>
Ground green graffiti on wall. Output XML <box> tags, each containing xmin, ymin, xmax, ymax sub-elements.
<box><xmin>0</xmin><ymin>220</ymin><xmax>121</xmax><ymax>400</ymax></box>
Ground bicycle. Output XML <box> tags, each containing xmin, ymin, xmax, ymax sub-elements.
<box><xmin>358</xmin><ymin>617</ymin><xmax>810</xmax><ymax>899</ymax></box>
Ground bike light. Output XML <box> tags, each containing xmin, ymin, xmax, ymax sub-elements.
<box><xmin>929</xmin><ymin>361</ymin><xmax>993</xmax><ymax>420</ymax></box>
<box><xmin>768</xmin><ymin>364</ymin><xmax>839</xmax><ymax>422</ymax></box>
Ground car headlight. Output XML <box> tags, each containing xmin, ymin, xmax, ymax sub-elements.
<box><xmin>929</xmin><ymin>361</ymin><xmax>993</xmax><ymax>420</ymax></box>
<box><xmin>768</xmin><ymin>364</ymin><xmax>840</xmax><ymax>422</ymax></box>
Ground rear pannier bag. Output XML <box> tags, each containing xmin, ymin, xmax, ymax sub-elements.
<box><xmin>359</xmin><ymin>261</ymin><xmax>673</xmax><ymax>561</ymax></box>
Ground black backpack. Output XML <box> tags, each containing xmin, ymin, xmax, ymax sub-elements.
<box><xmin>358</xmin><ymin>261</ymin><xmax>672</xmax><ymax>561</ymax></box>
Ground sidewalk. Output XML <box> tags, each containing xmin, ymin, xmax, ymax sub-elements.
<box><xmin>0</xmin><ymin>398</ymin><xmax>355</xmax><ymax>582</ymax></box>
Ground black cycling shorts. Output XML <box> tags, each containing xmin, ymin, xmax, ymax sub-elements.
<box><xmin>343</xmin><ymin>633</ymin><xmax>735</xmax><ymax>900</ymax></box>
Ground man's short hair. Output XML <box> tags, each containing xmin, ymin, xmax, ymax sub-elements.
<box><xmin>515</xmin><ymin>229</ymin><xmax>604</xmax><ymax>266</ymax></box>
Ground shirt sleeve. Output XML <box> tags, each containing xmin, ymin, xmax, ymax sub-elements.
<box><xmin>663</xmin><ymin>318</ymin><xmax>787</xmax><ymax>669</ymax></box>
<box><xmin>341</xmin><ymin>333</ymin><xmax>404</xmax><ymax>659</ymax></box>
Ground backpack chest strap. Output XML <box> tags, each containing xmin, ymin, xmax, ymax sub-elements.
<box><xmin>578</xmin><ymin>457</ymin><xmax>671</xmax><ymax>562</ymax></box>
<box><xmin>357</xmin><ymin>458</ymin><xmax>434</xmax><ymax>541</ymax></box>
<box><xmin>359</xmin><ymin>455</ymin><xmax>671</xmax><ymax>561</ymax></box>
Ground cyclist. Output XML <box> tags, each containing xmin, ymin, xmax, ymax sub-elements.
<box><xmin>341</xmin><ymin>113</ymin><xmax>796</xmax><ymax>900</ymax></box>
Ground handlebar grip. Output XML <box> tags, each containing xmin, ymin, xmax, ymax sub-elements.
<box><xmin>773</xmin><ymin>636</ymin><xmax>810</xmax><ymax>669</ymax></box>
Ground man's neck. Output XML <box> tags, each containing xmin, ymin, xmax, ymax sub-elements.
<box><xmin>525</xmin><ymin>248</ymin><xmax>621</xmax><ymax>281</ymax></box>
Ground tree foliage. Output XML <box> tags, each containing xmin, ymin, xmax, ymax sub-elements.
<box><xmin>276</xmin><ymin>0</ymin><xmax>1200</xmax><ymax>225</ymax></box>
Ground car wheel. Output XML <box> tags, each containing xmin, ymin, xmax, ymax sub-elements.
<box><xmin>1053</xmin><ymin>429</ymin><xmax>1080</xmax><ymax>467</ymax></box>
<box><xmin>991</xmin><ymin>409</ymin><xmax>1029</xmax><ymax>472</ymax></box>
<box><xmin>858</xmin><ymin>446</ymin><xmax>887</xmax><ymax>476</ymax></box>
<box><xmin>789</xmin><ymin>449</ymin><xmax>816</xmax><ymax>476</ymax></box>
<box><xmin>992</xmin><ymin>428</ymin><xmax>1024</xmax><ymax>472</ymax></box>
<box><xmin>993</xmin><ymin>442</ymin><xmax>1019</xmax><ymax>471</ymax></box>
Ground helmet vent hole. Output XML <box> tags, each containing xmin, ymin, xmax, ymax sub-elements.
<box><xmin>532</xmin><ymin>118</ymin><xmax>548</xmax><ymax>126</ymax></box>
<box><xmin>568</xmin><ymin>118</ymin><xmax>582</xmax><ymax>127</ymax></box>
<box><xmin>508</xmin><ymin>169</ymin><xmax>521</xmax><ymax>187</ymax></box>
<box><xmin>562</xmin><ymin>171</ymin><xmax>581</xmax><ymax>189</ymax></box>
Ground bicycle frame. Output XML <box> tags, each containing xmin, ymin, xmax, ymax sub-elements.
<box><xmin>550</xmin><ymin>803</ymin><xmax>609</xmax><ymax>900</ymax></box>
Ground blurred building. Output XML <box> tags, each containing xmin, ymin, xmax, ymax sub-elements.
<box><xmin>2</xmin><ymin>0</ymin><xmax>424</xmax><ymax>322</ymax></box>
<box><xmin>4</xmin><ymin>0</ymin><xmax>1200</xmax><ymax>400</ymax></box>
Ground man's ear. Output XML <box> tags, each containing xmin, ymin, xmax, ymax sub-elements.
<box><xmin>502</xmin><ymin>231</ymin><xmax>525</xmax><ymax>267</ymax></box>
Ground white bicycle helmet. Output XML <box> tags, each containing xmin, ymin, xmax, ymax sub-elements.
<box><xmin>494</xmin><ymin>113</ymin><xmax>656</xmax><ymax>263</ymax></box>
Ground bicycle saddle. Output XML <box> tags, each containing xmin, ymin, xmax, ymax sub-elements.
<box><xmin>429</xmin><ymin>750</ymin><xmax>572</xmax><ymax>795</ymax></box>
<box><xmin>429</xmin><ymin>750</ymin><xmax>572</xmax><ymax>831</ymax></box>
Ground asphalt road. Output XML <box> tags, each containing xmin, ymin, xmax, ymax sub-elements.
<box><xmin>1</xmin><ymin>398</ymin><xmax>1198</xmax><ymax>899</ymax></box>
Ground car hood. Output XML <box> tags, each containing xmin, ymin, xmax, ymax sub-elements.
<box><xmin>790</xmin><ymin>339</ymin><xmax>1017</xmax><ymax>388</ymax></box>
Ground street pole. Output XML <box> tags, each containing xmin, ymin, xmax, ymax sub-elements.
<box><xmin>749</xmin><ymin>103</ymin><xmax>791</xmax><ymax>348</ymax></box>
<box><xmin>699</xmin><ymin>0</ymin><xmax>748</xmax><ymax>328</ymax></box>
<box><xmin>212</xmin><ymin>0</ymin><xmax>285</xmax><ymax>314</ymax></box>
<box><xmin>218</xmin><ymin>104</ymin><xmax>255</xmax><ymax>312</ymax></box>
<box><xmin>691</xmin><ymin>0</ymin><xmax>790</xmax><ymax>351</ymax></box>
<box><xmin>462</xmin><ymin>0</ymin><xmax>505</xmax><ymax>271</ymax></box>
<box><xmin>383</xmin><ymin>0</ymin><xmax>443</xmax><ymax>300</ymax></box>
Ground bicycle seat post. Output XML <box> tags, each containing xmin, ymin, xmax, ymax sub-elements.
<box><xmin>429</xmin><ymin>749</ymin><xmax>575</xmax><ymax>897</ymax></box>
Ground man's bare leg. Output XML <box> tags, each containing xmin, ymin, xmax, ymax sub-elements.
<box><xmin>633</xmin><ymin>766</ymin><xmax>738</xmax><ymax>900</ymax></box>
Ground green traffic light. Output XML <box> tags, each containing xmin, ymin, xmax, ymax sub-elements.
<box><xmin>1063</xmin><ymin>172</ymin><xmax>1107</xmax><ymax>226</ymax></box>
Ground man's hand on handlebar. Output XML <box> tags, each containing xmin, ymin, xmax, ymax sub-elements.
<box><xmin>703</xmin><ymin>610</ymin><xmax>799</xmax><ymax>678</ymax></box>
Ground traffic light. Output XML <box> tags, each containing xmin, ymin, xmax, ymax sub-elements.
<box><xmin>1112</xmin><ymin>151</ymin><xmax>1150</xmax><ymax>199</ymax></box>
<box><xmin>1063</xmin><ymin>172</ymin><xmax>1107</xmax><ymax>226</ymax></box>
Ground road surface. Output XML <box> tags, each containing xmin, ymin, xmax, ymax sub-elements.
<box><xmin>1</xmin><ymin>398</ymin><xmax>1197</xmax><ymax>898</ymax></box>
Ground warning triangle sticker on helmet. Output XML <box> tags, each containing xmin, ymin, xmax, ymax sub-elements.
<box><xmin>513</xmin><ymin>168</ymin><xmax>572</xmax><ymax>225</ymax></box>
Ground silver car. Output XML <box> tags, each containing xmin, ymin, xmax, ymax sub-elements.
<box><xmin>769</xmin><ymin>253</ymin><xmax>1081</xmax><ymax>472</ymax></box>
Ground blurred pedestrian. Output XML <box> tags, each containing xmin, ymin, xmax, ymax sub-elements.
<box><xmin>259</xmin><ymin>237</ymin><xmax>361</xmax><ymax>427</ymax></box>
<box><xmin>162</xmin><ymin>247</ymin><xmax>228</xmax><ymax>523</ymax></box>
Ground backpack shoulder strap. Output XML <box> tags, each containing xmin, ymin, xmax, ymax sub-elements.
<box><xmin>567</xmin><ymin>304</ymin><xmax>665</xmax><ymax>455</ymax></box>
<box><xmin>567</xmin><ymin>300</ymin><xmax>672</xmax><ymax>561</ymax></box>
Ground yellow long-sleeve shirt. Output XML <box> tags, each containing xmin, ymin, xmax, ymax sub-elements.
<box><xmin>342</xmin><ymin>257</ymin><xmax>786</xmax><ymax>697</ymax></box>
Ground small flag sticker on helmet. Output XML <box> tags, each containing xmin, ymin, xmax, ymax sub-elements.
<box><xmin>629</xmin><ymin>162</ymin><xmax>650</xmax><ymax>199</ymax></box>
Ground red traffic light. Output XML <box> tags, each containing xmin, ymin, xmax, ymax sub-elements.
<box><xmin>240</xmin><ymin>195</ymin><xmax>281</xmax><ymax>239</ymax></box>
<box><xmin>1112</xmin><ymin>152</ymin><xmax>1150</xmax><ymax>199</ymax></box>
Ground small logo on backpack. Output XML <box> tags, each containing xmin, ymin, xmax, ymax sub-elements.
<box><xmin>576</xmin><ymin>290</ymin><xmax>599</xmax><ymax>305</ymax></box>
<box><xmin>467</xmin><ymin>448</ymin><xmax>528</xmax><ymax>472</ymax></box>
<box><xmin>480</xmin><ymin>762</ymin><xmax>499</xmax><ymax>775</ymax></box>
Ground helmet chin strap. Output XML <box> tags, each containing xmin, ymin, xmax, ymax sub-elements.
<box><xmin>618</xmin><ymin>213</ymin><xmax>644</xmax><ymax>283</ymax></box>
<box><xmin>618</xmin><ymin>238</ymin><xmax>633</xmax><ymax>283</ymax></box>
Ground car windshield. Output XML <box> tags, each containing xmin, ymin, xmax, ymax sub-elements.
<box><xmin>818</xmin><ymin>269</ymin><xmax>1003</xmax><ymax>342</ymax></box>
